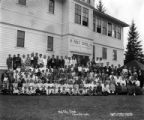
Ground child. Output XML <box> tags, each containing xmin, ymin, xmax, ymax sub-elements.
<box><xmin>96</xmin><ymin>82</ymin><xmax>102</xmax><ymax>95</ymax></box>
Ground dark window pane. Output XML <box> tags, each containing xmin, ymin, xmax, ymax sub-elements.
<box><xmin>108</xmin><ymin>22</ymin><xmax>112</xmax><ymax>36</ymax></box>
<box><xmin>97</xmin><ymin>17</ymin><xmax>101</xmax><ymax>33</ymax></box>
<box><xmin>75</xmin><ymin>4</ymin><xmax>81</xmax><ymax>24</ymax></box>
<box><xmin>113</xmin><ymin>50</ymin><xmax>117</xmax><ymax>60</ymax></box>
<box><xmin>102</xmin><ymin>20</ymin><xmax>107</xmax><ymax>35</ymax></box>
<box><xmin>17</xmin><ymin>30</ymin><xmax>25</xmax><ymax>47</ymax></box>
<box><xmin>18</xmin><ymin>0</ymin><xmax>26</xmax><ymax>5</ymax></box>
<box><xmin>82</xmin><ymin>7</ymin><xmax>89</xmax><ymax>26</ymax></box>
<box><xmin>49</xmin><ymin>0</ymin><xmax>55</xmax><ymax>14</ymax></box>
<box><xmin>47</xmin><ymin>36</ymin><xmax>53</xmax><ymax>51</ymax></box>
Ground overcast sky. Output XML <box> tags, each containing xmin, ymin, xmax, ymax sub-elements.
<box><xmin>95</xmin><ymin>0</ymin><xmax>144</xmax><ymax>51</ymax></box>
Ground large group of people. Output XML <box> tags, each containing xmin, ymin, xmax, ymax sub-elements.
<box><xmin>1</xmin><ymin>53</ymin><xmax>144</xmax><ymax>96</ymax></box>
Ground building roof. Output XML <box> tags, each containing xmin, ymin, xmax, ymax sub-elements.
<box><xmin>74</xmin><ymin>0</ymin><xmax>129</xmax><ymax>27</ymax></box>
<box><xmin>93</xmin><ymin>9</ymin><xmax>129</xmax><ymax>27</ymax></box>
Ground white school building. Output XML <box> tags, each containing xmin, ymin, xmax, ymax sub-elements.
<box><xmin>0</xmin><ymin>0</ymin><xmax>128</xmax><ymax>70</ymax></box>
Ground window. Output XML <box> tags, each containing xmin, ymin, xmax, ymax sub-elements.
<box><xmin>18</xmin><ymin>0</ymin><xmax>26</xmax><ymax>5</ymax></box>
<box><xmin>93</xmin><ymin>16</ymin><xmax>96</xmax><ymax>31</ymax></box>
<box><xmin>82</xmin><ymin>7</ymin><xmax>89</xmax><ymax>26</ymax></box>
<box><xmin>97</xmin><ymin>17</ymin><xmax>101</xmax><ymax>33</ymax></box>
<box><xmin>113</xmin><ymin>25</ymin><xmax>117</xmax><ymax>38</ymax></box>
<box><xmin>114</xmin><ymin>25</ymin><xmax>121</xmax><ymax>40</ymax></box>
<box><xmin>102</xmin><ymin>20</ymin><xmax>107</xmax><ymax>35</ymax></box>
<box><xmin>49</xmin><ymin>0</ymin><xmax>55</xmax><ymax>14</ymax></box>
<box><xmin>47</xmin><ymin>36</ymin><xmax>53</xmax><ymax>51</ymax></box>
<box><xmin>17</xmin><ymin>30</ymin><xmax>25</xmax><ymax>47</ymax></box>
<box><xmin>108</xmin><ymin>22</ymin><xmax>112</xmax><ymax>36</ymax></box>
<box><xmin>75</xmin><ymin>4</ymin><xmax>82</xmax><ymax>24</ymax></box>
<box><xmin>102</xmin><ymin>47</ymin><xmax>107</xmax><ymax>59</ymax></box>
<box><xmin>117</xmin><ymin>27</ymin><xmax>121</xmax><ymax>39</ymax></box>
<box><xmin>113</xmin><ymin>50</ymin><xmax>117</xmax><ymax>61</ymax></box>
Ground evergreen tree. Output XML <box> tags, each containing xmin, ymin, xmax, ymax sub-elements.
<box><xmin>124</xmin><ymin>21</ymin><xmax>144</xmax><ymax>64</ymax></box>
<box><xmin>96</xmin><ymin>0</ymin><xmax>106</xmax><ymax>13</ymax></box>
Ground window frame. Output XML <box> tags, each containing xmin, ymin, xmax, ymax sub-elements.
<box><xmin>49</xmin><ymin>0</ymin><xmax>55</xmax><ymax>14</ymax></box>
<box><xmin>17</xmin><ymin>30</ymin><xmax>25</xmax><ymax>48</ymax></box>
<box><xmin>108</xmin><ymin>22</ymin><xmax>112</xmax><ymax>37</ymax></box>
<box><xmin>102</xmin><ymin>20</ymin><xmax>107</xmax><ymax>35</ymax></box>
<box><xmin>117</xmin><ymin>26</ymin><xmax>121</xmax><ymax>40</ymax></box>
<box><xmin>75</xmin><ymin>4</ymin><xmax>82</xmax><ymax>25</ymax></box>
<box><xmin>82</xmin><ymin>7</ymin><xmax>89</xmax><ymax>27</ymax></box>
<box><xmin>18</xmin><ymin>0</ymin><xmax>26</xmax><ymax>6</ymax></box>
<box><xmin>96</xmin><ymin>17</ymin><xmax>101</xmax><ymax>33</ymax></box>
<box><xmin>93</xmin><ymin>16</ymin><xmax>96</xmax><ymax>32</ymax></box>
<box><xmin>47</xmin><ymin>36</ymin><xmax>54</xmax><ymax>51</ymax></box>
<box><xmin>113</xmin><ymin>24</ymin><xmax>117</xmax><ymax>38</ymax></box>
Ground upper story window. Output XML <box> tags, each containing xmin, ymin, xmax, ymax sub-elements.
<box><xmin>82</xmin><ymin>7</ymin><xmax>89</xmax><ymax>26</ymax></box>
<box><xmin>75</xmin><ymin>4</ymin><xmax>89</xmax><ymax>27</ymax></box>
<box><xmin>75</xmin><ymin>4</ymin><xmax>82</xmax><ymax>25</ymax></box>
<box><xmin>96</xmin><ymin>17</ymin><xmax>101</xmax><ymax>33</ymax></box>
<box><xmin>93</xmin><ymin>16</ymin><xmax>96</xmax><ymax>31</ymax></box>
<box><xmin>113</xmin><ymin>25</ymin><xmax>121</xmax><ymax>40</ymax></box>
<box><xmin>102</xmin><ymin>20</ymin><xmax>107</xmax><ymax>35</ymax></box>
<box><xmin>117</xmin><ymin>27</ymin><xmax>121</xmax><ymax>40</ymax></box>
<box><xmin>17</xmin><ymin>30</ymin><xmax>25</xmax><ymax>48</ymax></box>
<box><xmin>108</xmin><ymin>22</ymin><xmax>112</xmax><ymax>36</ymax></box>
<box><xmin>49</xmin><ymin>0</ymin><xmax>55</xmax><ymax>14</ymax></box>
<box><xmin>47</xmin><ymin>36</ymin><xmax>53</xmax><ymax>51</ymax></box>
<box><xmin>113</xmin><ymin>24</ymin><xmax>117</xmax><ymax>38</ymax></box>
<box><xmin>18</xmin><ymin>0</ymin><xmax>26</xmax><ymax>6</ymax></box>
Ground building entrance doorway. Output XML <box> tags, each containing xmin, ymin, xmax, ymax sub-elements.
<box><xmin>73</xmin><ymin>54</ymin><xmax>89</xmax><ymax>66</ymax></box>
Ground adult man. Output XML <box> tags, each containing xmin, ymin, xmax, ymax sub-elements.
<box><xmin>34</xmin><ymin>53</ymin><xmax>39</xmax><ymax>68</ymax></box>
<box><xmin>13</xmin><ymin>55</ymin><xmax>17</xmax><ymax>70</ymax></box>
<box><xmin>55</xmin><ymin>56</ymin><xmax>60</xmax><ymax>68</ymax></box>
<box><xmin>30</xmin><ymin>53</ymin><xmax>34</xmax><ymax>67</ymax></box>
<box><xmin>16</xmin><ymin>54</ymin><xmax>21</xmax><ymax>68</ymax></box>
<box><xmin>47</xmin><ymin>56</ymin><xmax>51</xmax><ymax>68</ymax></box>
<box><xmin>49</xmin><ymin>55</ymin><xmax>56</xmax><ymax>68</ymax></box>
<box><xmin>59</xmin><ymin>56</ymin><xmax>65</xmax><ymax>68</ymax></box>
<box><xmin>6</xmin><ymin>54</ymin><xmax>13</xmax><ymax>69</ymax></box>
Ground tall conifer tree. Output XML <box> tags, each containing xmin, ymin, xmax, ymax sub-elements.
<box><xmin>124</xmin><ymin>21</ymin><xmax>144</xmax><ymax>64</ymax></box>
<box><xmin>96</xmin><ymin>0</ymin><xmax>106</xmax><ymax>13</ymax></box>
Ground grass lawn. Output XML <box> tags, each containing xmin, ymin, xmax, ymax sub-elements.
<box><xmin>0</xmin><ymin>95</ymin><xmax>144</xmax><ymax>120</ymax></box>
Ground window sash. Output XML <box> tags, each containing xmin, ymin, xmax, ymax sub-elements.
<box><xmin>49</xmin><ymin>0</ymin><xmax>55</xmax><ymax>14</ymax></box>
<box><xmin>97</xmin><ymin>18</ymin><xmax>101</xmax><ymax>28</ymax></box>
<box><xmin>82</xmin><ymin>7</ymin><xmax>89</xmax><ymax>26</ymax></box>
<box><xmin>75</xmin><ymin>4</ymin><xmax>82</xmax><ymax>24</ymax></box>
<box><xmin>47</xmin><ymin>36</ymin><xmax>53</xmax><ymax>51</ymax></box>
<box><xmin>108</xmin><ymin>23</ymin><xmax>112</xmax><ymax>36</ymax></box>
<box><xmin>18</xmin><ymin>0</ymin><xmax>26</xmax><ymax>5</ymax></box>
<box><xmin>113</xmin><ymin>50</ymin><xmax>117</xmax><ymax>60</ymax></box>
<box><xmin>17</xmin><ymin>30</ymin><xmax>25</xmax><ymax>47</ymax></box>
<box><xmin>117</xmin><ymin>27</ymin><xmax>121</xmax><ymax>39</ymax></box>
<box><xmin>102</xmin><ymin>20</ymin><xmax>107</xmax><ymax>35</ymax></box>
